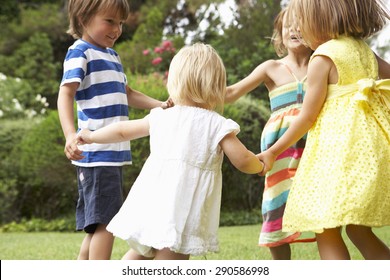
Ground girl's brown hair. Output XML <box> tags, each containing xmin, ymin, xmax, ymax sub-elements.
<box><xmin>288</xmin><ymin>0</ymin><xmax>390</xmax><ymax>48</ymax></box>
<box><xmin>67</xmin><ymin>0</ymin><xmax>130</xmax><ymax>39</ymax></box>
<box><xmin>271</xmin><ymin>8</ymin><xmax>288</xmax><ymax>57</ymax></box>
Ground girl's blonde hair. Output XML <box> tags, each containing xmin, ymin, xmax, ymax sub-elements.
<box><xmin>271</xmin><ymin>8</ymin><xmax>288</xmax><ymax>57</ymax></box>
<box><xmin>67</xmin><ymin>0</ymin><xmax>130</xmax><ymax>39</ymax></box>
<box><xmin>167</xmin><ymin>43</ymin><xmax>226</xmax><ymax>111</ymax></box>
<box><xmin>288</xmin><ymin>0</ymin><xmax>390</xmax><ymax>48</ymax></box>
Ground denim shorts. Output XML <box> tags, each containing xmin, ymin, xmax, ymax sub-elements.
<box><xmin>76</xmin><ymin>166</ymin><xmax>124</xmax><ymax>233</ymax></box>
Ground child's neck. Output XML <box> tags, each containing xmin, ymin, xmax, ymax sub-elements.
<box><xmin>286</xmin><ymin>52</ymin><xmax>310</xmax><ymax>67</ymax></box>
<box><xmin>178</xmin><ymin>101</ymin><xmax>211</xmax><ymax>110</ymax></box>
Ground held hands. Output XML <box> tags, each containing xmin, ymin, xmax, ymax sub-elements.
<box><xmin>256</xmin><ymin>150</ymin><xmax>277</xmax><ymax>176</ymax></box>
<box><xmin>161</xmin><ymin>97</ymin><xmax>174</xmax><ymax>109</ymax></box>
<box><xmin>64</xmin><ymin>132</ymin><xmax>84</xmax><ymax>161</ymax></box>
<box><xmin>76</xmin><ymin>129</ymin><xmax>93</xmax><ymax>145</ymax></box>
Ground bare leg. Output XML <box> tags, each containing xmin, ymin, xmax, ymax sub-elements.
<box><xmin>316</xmin><ymin>227</ymin><xmax>350</xmax><ymax>260</ymax></box>
<box><xmin>346</xmin><ymin>225</ymin><xmax>390</xmax><ymax>260</ymax></box>
<box><xmin>78</xmin><ymin>233</ymin><xmax>92</xmax><ymax>260</ymax></box>
<box><xmin>88</xmin><ymin>224</ymin><xmax>114</xmax><ymax>260</ymax></box>
<box><xmin>154</xmin><ymin>248</ymin><xmax>190</xmax><ymax>260</ymax></box>
<box><xmin>122</xmin><ymin>249</ymin><xmax>153</xmax><ymax>260</ymax></box>
<box><xmin>269</xmin><ymin>243</ymin><xmax>291</xmax><ymax>260</ymax></box>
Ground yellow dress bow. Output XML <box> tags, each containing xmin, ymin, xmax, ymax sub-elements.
<box><xmin>355</xmin><ymin>78</ymin><xmax>390</xmax><ymax>109</ymax></box>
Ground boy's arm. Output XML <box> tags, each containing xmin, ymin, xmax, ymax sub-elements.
<box><xmin>219</xmin><ymin>132</ymin><xmax>264</xmax><ymax>174</ymax></box>
<box><xmin>126</xmin><ymin>85</ymin><xmax>171</xmax><ymax>109</ymax></box>
<box><xmin>77</xmin><ymin>117</ymin><xmax>150</xmax><ymax>144</ymax></box>
<box><xmin>57</xmin><ymin>82</ymin><xmax>84</xmax><ymax>161</ymax></box>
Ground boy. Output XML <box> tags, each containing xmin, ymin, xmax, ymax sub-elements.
<box><xmin>57</xmin><ymin>0</ymin><xmax>170</xmax><ymax>259</ymax></box>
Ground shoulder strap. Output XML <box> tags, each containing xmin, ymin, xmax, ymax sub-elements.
<box><xmin>281</xmin><ymin>62</ymin><xmax>307</xmax><ymax>83</ymax></box>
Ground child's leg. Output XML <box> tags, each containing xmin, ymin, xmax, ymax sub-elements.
<box><xmin>78</xmin><ymin>233</ymin><xmax>92</xmax><ymax>260</ymax></box>
<box><xmin>269</xmin><ymin>243</ymin><xmax>291</xmax><ymax>260</ymax></box>
<box><xmin>122</xmin><ymin>249</ymin><xmax>153</xmax><ymax>260</ymax></box>
<box><xmin>154</xmin><ymin>248</ymin><xmax>190</xmax><ymax>260</ymax></box>
<box><xmin>346</xmin><ymin>225</ymin><xmax>390</xmax><ymax>260</ymax></box>
<box><xmin>88</xmin><ymin>224</ymin><xmax>114</xmax><ymax>260</ymax></box>
<box><xmin>316</xmin><ymin>227</ymin><xmax>350</xmax><ymax>260</ymax></box>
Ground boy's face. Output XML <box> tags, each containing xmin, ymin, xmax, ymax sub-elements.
<box><xmin>82</xmin><ymin>10</ymin><xmax>125</xmax><ymax>49</ymax></box>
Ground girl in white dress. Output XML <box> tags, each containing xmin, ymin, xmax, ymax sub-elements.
<box><xmin>77</xmin><ymin>43</ymin><xmax>265</xmax><ymax>260</ymax></box>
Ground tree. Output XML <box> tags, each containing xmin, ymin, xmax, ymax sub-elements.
<box><xmin>0</xmin><ymin>32</ymin><xmax>60</xmax><ymax>108</ymax></box>
<box><xmin>0</xmin><ymin>0</ymin><xmax>20</xmax><ymax>24</ymax></box>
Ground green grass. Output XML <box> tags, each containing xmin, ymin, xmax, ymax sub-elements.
<box><xmin>1</xmin><ymin>224</ymin><xmax>389</xmax><ymax>260</ymax></box>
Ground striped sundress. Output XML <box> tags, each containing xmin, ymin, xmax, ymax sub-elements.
<box><xmin>258</xmin><ymin>64</ymin><xmax>314</xmax><ymax>247</ymax></box>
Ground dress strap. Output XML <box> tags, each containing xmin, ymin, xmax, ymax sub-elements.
<box><xmin>280</xmin><ymin>62</ymin><xmax>307</xmax><ymax>102</ymax></box>
<box><xmin>280</xmin><ymin>62</ymin><xmax>307</xmax><ymax>83</ymax></box>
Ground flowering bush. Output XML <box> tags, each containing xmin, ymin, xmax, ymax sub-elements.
<box><xmin>142</xmin><ymin>40</ymin><xmax>176</xmax><ymax>78</ymax></box>
<box><xmin>0</xmin><ymin>73</ymin><xmax>49</xmax><ymax>119</ymax></box>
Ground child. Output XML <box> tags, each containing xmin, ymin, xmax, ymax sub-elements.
<box><xmin>57</xmin><ymin>0</ymin><xmax>171</xmax><ymax>260</ymax></box>
<box><xmin>225</xmin><ymin>8</ymin><xmax>314</xmax><ymax>260</ymax></box>
<box><xmin>77</xmin><ymin>43</ymin><xmax>265</xmax><ymax>260</ymax></box>
<box><xmin>258</xmin><ymin>0</ymin><xmax>390</xmax><ymax>260</ymax></box>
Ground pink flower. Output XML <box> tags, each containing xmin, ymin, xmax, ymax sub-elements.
<box><xmin>152</xmin><ymin>57</ymin><xmax>163</xmax><ymax>65</ymax></box>
<box><xmin>142</xmin><ymin>49</ymin><xmax>150</xmax><ymax>55</ymax></box>
<box><xmin>162</xmin><ymin>40</ymin><xmax>173</xmax><ymax>50</ymax></box>
<box><xmin>154</xmin><ymin>47</ymin><xmax>164</xmax><ymax>54</ymax></box>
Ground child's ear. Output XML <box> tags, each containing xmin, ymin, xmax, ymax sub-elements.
<box><xmin>78</xmin><ymin>16</ymin><xmax>86</xmax><ymax>30</ymax></box>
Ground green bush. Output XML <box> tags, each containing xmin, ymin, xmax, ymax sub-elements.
<box><xmin>0</xmin><ymin>216</ymin><xmax>75</xmax><ymax>233</ymax></box>
<box><xmin>0</xmin><ymin>118</ymin><xmax>37</xmax><ymax>224</ymax></box>
<box><xmin>220</xmin><ymin>210</ymin><xmax>262</xmax><ymax>227</ymax></box>
<box><xmin>16</xmin><ymin>110</ymin><xmax>77</xmax><ymax>220</ymax></box>
<box><xmin>0</xmin><ymin>32</ymin><xmax>60</xmax><ymax>104</ymax></box>
<box><xmin>0</xmin><ymin>73</ymin><xmax>49</xmax><ymax>119</ymax></box>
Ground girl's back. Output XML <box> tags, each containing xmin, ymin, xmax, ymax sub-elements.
<box><xmin>282</xmin><ymin>35</ymin><xmax>390</xmax><ymax>234</ymax></box>
<box><xmin>314</xmin><ymin>37</ymin><xmax>378</xmax><ymax>85</ymax></box>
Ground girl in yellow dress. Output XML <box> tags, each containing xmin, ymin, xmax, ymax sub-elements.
<box><xmin>258</xmin><ymin>0</ymin><xmax>390</xmax><ymax>260</ymax></box>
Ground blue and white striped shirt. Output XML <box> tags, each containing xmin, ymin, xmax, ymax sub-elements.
<box><xmin>61</xmin><ymin>39</ymin><xmax>132</xmax><ymax>167</ymax></box>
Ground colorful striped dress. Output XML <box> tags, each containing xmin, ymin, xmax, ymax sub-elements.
<box><xmin>258</xmin><ymin>64</ymin><xmax>312</xmax><ymax>247</ymax></box>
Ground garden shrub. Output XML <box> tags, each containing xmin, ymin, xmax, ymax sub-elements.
<box><xmin>0</xmin><ymin>73</ymin><xmax>49</xmax><ymax>119</ymax></box>
<box><xmin>0</xmin><ymin>119</ymin><xmax>38</xmax><ymax>224</ymax></box>
<box><xmin>16</xmin><ymin>110</ymin><xmax>77</xmax><ymax>220</ymax></box>
<box><xmin>0</xmin><ymin>216</ymin><xmax>75</xmax><ymax>233</ymax></box>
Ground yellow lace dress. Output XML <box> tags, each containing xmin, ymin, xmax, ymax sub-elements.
<box><xmin>282</xmin><ymin>36</ymin><xmax>390</xmax><ymax>233</ymax></box>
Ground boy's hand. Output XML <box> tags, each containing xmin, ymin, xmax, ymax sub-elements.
<box><xmin>64</xmin><ymin>133</ymin><xmax>84</xmax><ymax>161</ymax></box>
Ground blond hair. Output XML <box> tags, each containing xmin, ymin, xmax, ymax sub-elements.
<box><xmin>288</xmin><ymin>0</ymin><xmax>390</xmax><ymax>48</ymax></box>
<box><xmin>67</xmin><ymin>0</ymin><xmax>130</xmax><ymax>39</ymax></box>
<box><xmin>167</xmin><ymin>43</ymin><xmax>226</xmax><ymax>111</ymax></box>
<box><xmin>271</xmin><ymin>8</ymin><xmax>288</xmax><ymax>57</ymax></box>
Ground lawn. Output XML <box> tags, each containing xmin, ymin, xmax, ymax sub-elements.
<box><xmin>1</xmin><ymin>224</ymin><xmax>389</xmax><ymax>260</ymax></box>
